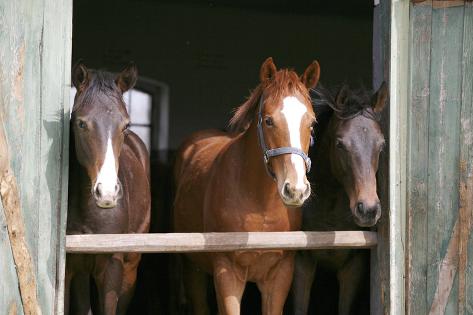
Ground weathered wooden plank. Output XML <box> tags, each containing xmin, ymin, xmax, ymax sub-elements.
<box><xmin>389</xmin><ymin>0</ymin><xmax>409</xmax><ymax>315</ymax></box>
<box><xmin>53</xmin><ymin>0</ymin><xmax>73</xmax><ymax>313</ymax></box>
<box><xmin>38</xmin><ymin>0</ymin><xmax>72</xmax><ymax>314</ymax></box>
<box><xmin>65</xmin><ymin>231</ymin><xmax>378</xmax><ymax>253</ymax></box>
<box><xmin>0</xmin><ymin>4</ymin><xmax>25</xmax><ymax>313</ymax></box>
<box><xmin>406</xmin><ymin>2</ymin><xmax>432</xmax><ymax>314</ymax></box>
<box><xmin>0</xmin><ymin>0</ymin><xmax>72</xmax><ymax>314</ymax></box>
<box><xmin>371</xmin><ymin>1</ymin><xmax>391</xmax><ymax>314</ymax></box>
<box><xmin>0</xmin><ymin>0</ymin><xmax>41</xmax><ymax>314</ymax></box>
<box><xmin>459</xmin><ymin>2</ymin><xmax>473</xmax><ymax>314</ymax></box>
<box><xmin>0</xmin><ymin>202</ymin><xmax>23</xmax><ymax>315</ymax></box>
<box><xmin>426</xmin><ymin>3</ymin><xmax>464</xmax><ymax>315</ymax></box>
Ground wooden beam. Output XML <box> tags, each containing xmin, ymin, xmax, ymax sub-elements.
<box><xmin>66</xmin><ymin>231</ymin><xmax>378</xmax><ymax>254</ymax></box>
<box><xmin>389</xmin><ymin>0</ymin><xmax>409</xmax><ymax>314</ymax></box>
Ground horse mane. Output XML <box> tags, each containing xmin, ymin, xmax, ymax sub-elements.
<box><xmin>311</xmin><ymin>84</ymin><xmax>379</xmax><ymax>121</ymax></box>
<box><xmin>228</xmin><ymin>69</ymin><xmax>311</xmax><ymax>133</ymax></box>
<box><xmin>72</xmin><ymin>70</ymin><xmax>123</xmax><ymax>113</ymax></box>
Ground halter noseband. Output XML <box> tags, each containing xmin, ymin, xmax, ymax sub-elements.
<box><xmin>256</xmin><ymin>95</ymin><xmax>312</xmax><ymax>179</ymax></box>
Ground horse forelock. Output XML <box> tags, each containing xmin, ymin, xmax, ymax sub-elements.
<box><xmin>228</xmin><ymin>69</ymin><xmax>311</xmax><ymax>133</ymax></box>
<box><xmin>72</xmin><ymin>70</ymin><xmax>126</xmax><ymax>114</ymax></box>
<box><xmin>312</xmin><ymin>84</ymin><xmax>380</xmax><ymax>121</ymax></box>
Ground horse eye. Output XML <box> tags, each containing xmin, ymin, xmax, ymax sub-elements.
<box><xmin>77</xmin><ymin>120</ymin><xmax>87</xmax><ymax>130</ymax></box>
<box><xmin>264</xmin><ymin>117</ymin><xmax>274</xmax><ymax>127</ymax></box>
<box><xmin>335</xmin><ymin>140</ymin><xmax>344</xmax><ymax>149</ymax></box>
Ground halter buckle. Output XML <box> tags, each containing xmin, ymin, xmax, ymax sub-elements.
<box><xmin>263</xmin><ymin>152</ymin><xmax>269</xmax><ymax>165</ymax></box>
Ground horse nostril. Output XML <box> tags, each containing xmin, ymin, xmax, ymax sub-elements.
<box><xmin>356</xmin><ymin>202</ymin><xmax>364</xmax><ymax>214</ymax></box>
<box><xmin>283</xmin><ymin>182</ymin><xmax>292</xmax><ymax>198</ymax></box>
<box><xmin>115</xmin><ymin>184</ymin><xmax>120</xmax><ymax>194</ymax></box>
<box><xmin>94</xmin><ymin>183</ymin><xmax>102</xmax><ymax>198</ymax></box>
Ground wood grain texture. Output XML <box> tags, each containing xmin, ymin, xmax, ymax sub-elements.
<box><xmin>427</xmin><ymin>4</ymin><xmax>464</xmax><ymax>314</ymax></box>
<box><xmin>371</xmin><ymin>1</ymin><xmax>392</xmax><ymax>314</ymax></box>
<box><xmin>38</xmin><ymin>0</ymin><xmax>72</xmax><ymax>313</ymax></box>
<box><xmin>65</xmin><ymin>231</ymin><xmax>378</xmax><ymax>253</ymax></box>
<box><xmin>389</xmin><ymin>0</ymin><xmax>409</xmax><ymax>314</ymax></box>
<box><xmin>0</xmin><ymin>0</ymin><xmax>72</xmax><ymax>314</ymax></box>
<box><xmin>407</xmin><ymin>1</ymin><xmax>473</xmax><ymax>314</ymax></box>
<box><xmin>458</xmin><ymin>2</ymin><xmax>473</xmax><ymax>313</ymax></box>
<box><xmin>407</xmin><ymin>2</ymin><xmax>432</xmax><ymax>314</ymax></box>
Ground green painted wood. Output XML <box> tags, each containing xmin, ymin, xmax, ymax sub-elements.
<box><xmin>0</xmin><ymin>0</ymin><xmax>72</xmax><ymax>314</ymax></box>
<box><xmin>0</xmin><ymin>204</ymin><xmax>23</xmax><ymax>315</ymax></box>
<box><xmin>426</xmin><ymin>4</ymin><xmax>464</xmax><ymax>315</ymax></box>
<box><xmin>407</xmin><ymin>2</ymin><xmax>432</xmax><ymax>314</ymax></box>
<box><xmin>459</xmin><ymin>2</ymin><xmax>473</xmax><ymax>314</ymax></box>
<box><xmin>38</xmin><ymin>0</ymin><xmax>72</xmax><ymax>313</ymax></box>
<box><xmin>0</xmin><ymin>0</ymin><xmax>31</xmax><ymax>313</ymax></box>
<box><xmin>407</xmin><ymin>1</ymin><xmax>473</xmax><ymax>314</ymax></box>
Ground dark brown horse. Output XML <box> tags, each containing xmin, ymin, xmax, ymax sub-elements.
<box><xmin>173</xmin><ymin>57</ymin><xmax>320</xmax><ymax>315</ymax></box>
<box><xmin>291</xmin><ymin>83</ymin><xmax>388</xmax><ymax>315</ymax></box>
<box><xmin>66</xmin><ymin>62</ymin><xmax>151</xmax><ymax>315</ymax></box>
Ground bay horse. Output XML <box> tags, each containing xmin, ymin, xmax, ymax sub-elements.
<box><xmin>291</xmin><ymin>83</ymin><xmax>388</xmax><ymax>315</ymax></box>
<box><xmin>66</xmin><ymin>62</ymin><xmax>151</xmax><ymax>315</ymax></box>
<box><xmin>173</xmin><ymin>57</ymin><xmax>320</xmax><ymax>315</ymax></box>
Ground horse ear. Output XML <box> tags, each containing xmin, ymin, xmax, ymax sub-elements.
<box><xmin>259</xmin><ymin>57</ymin><xmax>277</xmax><ymax>82</ymax></box>
<box><xmin>372</xmin><ymin>81</ymin><xmax>388</xmax><ymax>113</ymax></box>
<box><xmin>336</xmin><ymin>85</ymin><xmax>349</xmax><ymax>106</ymax></box>
<box><xmin>301</xmin><ymin>60</ymin><xmax>320</xmax><ymax>89</ymax></box>
<box><xmin>116</xmin><ymin>62</ymin><xmax>138</xmax><ymax>93</ymax></box>
<box><xmin>72</xmin><ymin>60</ymin><xmax>89</xmax><ymax>92</ymax></box>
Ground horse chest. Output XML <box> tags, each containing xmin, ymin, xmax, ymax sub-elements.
<box><xmin>208</xmin><ymin>204</ymin><xmax>295</xmax><ymax>232</ymax></box>
<box><xmin>67</xmin><ymin>200</ymin><xmax>129</xmax><ymax>234</ymax></box>
<box><xmin>231</xmin><ymin>250</ymin><xmax>287</xmax><ymax>281</ymax></box>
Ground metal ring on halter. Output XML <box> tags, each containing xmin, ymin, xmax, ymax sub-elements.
<box><xmin>256</xmin><ymin>95</ymin><xmax>312</xmax><ymax>179</ymax></box>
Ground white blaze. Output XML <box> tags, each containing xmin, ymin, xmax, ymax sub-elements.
<box><xmin>95</xmin><ymin>133</ymin><xmax>118</xmax><ymax>198</ymax></box>
<box><xmin>281</xmin><ymin>96</ymin><xmax>308</xmax><ymax>190</ymax></box>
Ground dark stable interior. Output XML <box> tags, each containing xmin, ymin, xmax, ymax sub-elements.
<box><xmin>72</xmin><ymin>0</ymin><xmax>373</xmax><ymax>313</ymax></box>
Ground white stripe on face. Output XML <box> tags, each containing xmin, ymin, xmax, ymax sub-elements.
<box><xmin>280</xmin><ymin>96</ymin><xmax>308</xmax><ymax>189</ymax></box>
<box><xmin>94</xmin><ymin>133</ymin><xmax>118</xmax><ymax>198</ymax></box>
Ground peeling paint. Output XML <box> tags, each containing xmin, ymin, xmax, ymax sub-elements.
<box><xmin>428</xmin><ymin>219</ymin><xmax>459</xmax><ymax>315</ymax></box>
<box><xmin>458</xmin><ymin>162</ymin><xmax>473</xmax><ymax>314</ymax></box>
<box><xmin>8</xmin><ymin>302</ymin><xmax>17</xmax><ymax>315</ymax></box>
<box><xmin>0</xmin><ymin>111</ymin><xmax>41</xmax><ymax>315</ymax></box>
<box><xmin>13</xmin><ymin>43</ymin><xmax>24</xmax><ymax>103</ymax></box>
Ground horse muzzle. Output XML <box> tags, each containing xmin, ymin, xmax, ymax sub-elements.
<box><xmin>280</xmin><ymin>181</ymin><xmax>311</xmax><ymax>207</ymax></box>
<box><xmin>352</xmin><ymin>201</ymin><xmax>381</xmax><ymax>227</ymax></box>
<box><xmin>92</xmin><ymin>181</ymin><xmax>122</xmax><ymax>209</ymax></box>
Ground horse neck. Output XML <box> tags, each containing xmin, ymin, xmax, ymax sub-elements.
<box><xmin>236</xmin><ymin>121</ymin><xmax>280</xmax><ymax>205</ymax></box>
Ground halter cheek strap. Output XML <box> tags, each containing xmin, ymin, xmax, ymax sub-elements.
<box><xmin>256</xmin><ymin>96</ymin><xmax>312</xmax><ymax>179</ymax></box>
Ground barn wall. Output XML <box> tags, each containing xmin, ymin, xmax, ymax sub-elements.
<box><xmin>407</xmin><ymin>1</ymin><xmax>473</xmax><ymax>314</ymax></box>
<box><xmin>0</xmin><ymin>0</ymin><xmax>72</xmax><ymax>314</ymax></box>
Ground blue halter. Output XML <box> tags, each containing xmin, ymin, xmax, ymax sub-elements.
<box><xmin>256</xmin><ymin>95</ymin><xmax>312</xmax><ymax>179</ymax></box>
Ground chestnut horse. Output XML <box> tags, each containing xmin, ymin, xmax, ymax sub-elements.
<box><xmin>291</xmin><ymin>83</ymin><xmax>388</xmax><ymax>315</ymax></box>
<box><xmin>66</xmin><ymin>62</ymin><xmax>151</xmax><ymax>315</ymax></box>
<box><xmin>173</xmin><ymin>57</ymin><xmax>320</xmax><ymax>315</ymax></box>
